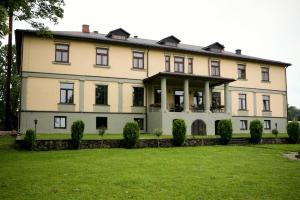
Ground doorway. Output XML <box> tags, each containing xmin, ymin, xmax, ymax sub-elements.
<box><xmin>191</xmin><ymin>119</ymin><xmax>206</xmax><ymax>135</ymax></box>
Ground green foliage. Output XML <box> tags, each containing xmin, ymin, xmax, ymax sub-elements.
<box><xmin>0</xmin><ymin>0</ymin><xmax>65</xmax><ymax>38</ymax></box>
<box><xmin>287</xmin><ymin>120</ymin><xmax>300</xmax><ymax>143</ymax></box>
<box><xmin>98</xmin><ymin>126</ymin><xmax>106</xmax><ymax>138</ymax></box>
<box><xmin>250</xmin><ymin>120</ymin><xmax>263</xmax><ymax>144</ymax></box>
<box><xmin>271</xmin><ymin>128</ymin><xmax>279</xmax><ymax>137</ymax></box>
<box><xmin>154</xmin><ymin>128</ymin><xmax>163</xmax><ymax>138</ymax></box>
<box><xmin>217</xmin><ymin>119</ymin><xmax>233</xmax><ymax>145</ymax></box>
<box><xmin>288</xmin><ymin>106</ymin><xmax>300</xmax><ymax>121</ymax></box>
<box><xmin>71</xmin><ymin>120</ymin><xmax>85</xmax><ymax>149</ymax></box>
<box><xmin>172</xmin><ymin>119</ymin><xmax>186</xmax><ymax>146</ymax></box>
<box><xmin>24</xmin><ymin>129</ymin><xmax>36</xmax><ymax>150</ymax></box>
<box><xmin>123</xmin><ymin>122</ymin><xmax>140</xmax><ymax>148</ymax></box>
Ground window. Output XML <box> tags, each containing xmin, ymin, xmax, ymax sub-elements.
<box><xmin>238</xmin><ymin>94</ymin><xmax>247</xmax><ymax>110</ymax></box>
<box><xmin>54</xmin><ymin>116</ymin><xmax>66</xmax><ymax>129</ymax></box>
<box><xmin>112</xmin><ymin>35</ymin><xmax>126</xmax><ymax>40</ymax></box>
<box><xmin>134</xmin><ymin>118</ymin><xmax>144</xmax><ymax>130</ymax></box>
<box><xmin>193</xmin><ymin>91</ymin><xmax>203</xmax><ymax>108</ymax></box>
<box><xmin>165</xmin><ymin>56</ymin><xmax>170</xmax><ymax>72</ymax></box>
<box><xmin>95</xmin><ymin>85</ymin><xmax>108</xmax><ymax>105</ymax></box>
<box><xmin>261</xmin><ymin>67</ymin><xmax>269</xmax><ymax>81</ymax></box>
<box><xmin>212</xmin><ymin>92</ymin><xmax>221</xmax><ymax>108</ymax></box>
<box><xmin>188</xmin><ymin>58</ymin><xmax>193</xmax><ymax>74</ymax></box>
<box><xmin>133</xmin><ymin>87</ymin><xmax>144</xmax><ymax>106</ymax></box>
<box><xmin>60</xmin><ymin>83</ymin><xmax>74</xmax><ymax>104</ymax></box>
<box><xmin>238</xmin><ymin>64</ymin><xmax>246</xmax><ymax>79</ymax></box>
<box><xmin>174</xmin><ymin>56</ymin><xmax>184</xmax><ymax>73</ymax></box>
<box><xmin>211</xmin><ymin>61</ymin><xmax>220</xmax><ymax>76</ymax></box>
<box><xmin>264</xmin><ymin>120</ymin><xmax>271</xmax><ymax>129</ymax></box>
<box><xmin>55</xmin><ymin>44</ymin><xmax>69</xmax><ymax>63</ymax></box>
<box><xmin>133</xmin><ymin>51</ymin><xmax>144</xmax><ymax>69</ymax></box>
<box><xmin>240</xmin><ymin>120</ymin><xmax>248</xmax><ymax>130</ymax></box>
<box><xmin>263</xmin><ymin>95</ymin><xmax>270</xmax><ymax>111</ymax></box>
<box><xmin>154</xmin><ymin>89</ymin><xmax>161</xmax><ymax>104</ymax></box>
<box><xmin>96</xmin><ymin>117</ymin><xmax>107</xmax><ymax>129</ymax></box>
<box><xmin>96</xmin><ymin>48</ymin><xmax>108</xmax><ymax>66</ymax></box>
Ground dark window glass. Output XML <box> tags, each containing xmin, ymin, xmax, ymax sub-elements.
<box><xmin>262</xmin><ymin>67</ymin><xmax>269</xmax><ymax>81</ymax></box>
<box><xmin>238</xmin><ymin>64</ymin><xmax>246</xmax><ymax>79</ymax></box>
<box><xmin>133</xmin><ymin>87</ymin><xmax>144</xmax><ymax>106</ymax></box>
<box><xmin>212</xmin><ymin>92</ymin><xmax>221</xmax><ymax>108</ymax></box>
<box><xmin>112</xmin><ymin>35</ymin><xmax>126</xmax><ymax>40</ymax></box>
<box><xmin>96</xmin><ymin>117</ymin><xmax>107</xmax><ymax>129</ymax></box>
<box><xmin>239</xmin><ymin>94</ymin><xmax>247</xmax><ymax>110</ymax></box>
<box><xmin>211</xmin><ymin>61</ymin><xmax>220</xmax><ymax>76</ymax></box>
<box><xmin>133</xmin><ymin>52</ymin><xmax>144</xmax><ymax>69</ymax></box>
<box><xmin>263</xmin><ymin>95</ymin><xmax>270</xmax><ymax>111</ymax></box>
<box><xmin>154</xmin><ymin>89</ymin><xmax>161</xmax><ymax>104</ymax></box>
<box><xmin>96</xmin><ymin>48</ymin><xmax>108</xmax><ymax>66</ymax></box>
<box><xmin>188</xmin><ymin>58</ymin><xmax>193</xmax><ymax>74</ymax></box>
<box><xmin>55</xmin><ymin>44</ymin><xmax>69</xmax><ymax>63</ymax></box>
<box><xmin>240</xmin><ymin>120</ymin><xmax>247</xmax><ymax>130</ymax></box>
<box><xmin>60</xmin><ymin>83</ymin><xmax>74</xmax><ymax>104</ymax></box>
<box><xmin>165</xmin><ymin>56</ymin><xmax>170</xmax><ymax>72</ymax></box>
<box><xmin>264</xmin><ymin>120</ymin><xmax>271</xmax><ymax>129</ymax></box>
<box><xmin>174</xmin><ymin>57</ymin><xmax>184</xmax><ymax>72</ymax></box>
<box><xmin>134</xmin><ymin>118</ymin><xmax>144</xmax><ymax>130</ymax></box>
<box><xmin>54</xmin><ymin>116</ymin><xmax>67</xmax><ymax>129</ymax></box>
<box><xmin>95</xmin><ymin>85</ymin><xmax>108</xmax><ymax>105</ymax></box>
<box><xmin>193</xmin><ymin>91</ymin><xmax>203</xmax><ymax>108</ymax></box>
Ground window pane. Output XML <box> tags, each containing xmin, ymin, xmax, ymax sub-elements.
<box><xmin>54</xmin><ymin>118</ymin><xmax>60</xmax><ymax>127</ymax></box>
<box><xmin>61</xmin><ymin>83</ymin><xmax>74</xmax><ymax>89</ymax></box>
<box><xmin>133</xmin><ymin>87</ymin><xmax>144</xmax><ymax>106</ymax></box>
<box><xmin>56</xmin><ymin>44</ymin><xmax>68</xmax><ymax>50</ymax></box>
<box><xmin>67</xmin><ymin>90</ymin><xmax>73</xmax><ymax>103</ymax></box>
<box><xmin>97</xmin><ymin>48</ymin><xmax>108</xmax><ymax>54</ymax></box>
<box><xmin>62</xmin><ymin>52</ymin><xmax>68</xmax><ymax>62</ymax></box>
<box><xmin>60</xmin><ymin>117</ymin><xmax>66</xmax><ymax>127</ymax></box>
<box><xmin>102</xmin><ymin>56</ymin><xmax>108</xmax><ymax>65</ymax></box>
<box><xmin>133</xmin><ymin>59</ymin><xmax>138</xmax><ymax>68</ymax></box>
<box><xmin>60</xmin><ymin>90</ymin><xmax>66</xmax><ymax>103</ymax></box>
<box><xmin>56</xmin><ymin>51</ymin><xmax>62</xmax><ymax>61</ymax></box>
<box><xmin>133</xmin><ymin>52</ymin><xmax>143</xmax><ymax>58</ymax></box>
<box><xmin>138</xmin><ymin>59</ymin><xmax>143</xmax><ymax>68</ymax></box>
<box><xmin>96</xmin><ymin>117</ymin><xmax>107</xmax><ymax>129</ymax></box>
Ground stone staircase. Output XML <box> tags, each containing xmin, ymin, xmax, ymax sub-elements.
<box><xmin>229</xmin><ymin>138</ymin><xmax>249</xmax><ymax>145</ymax></box>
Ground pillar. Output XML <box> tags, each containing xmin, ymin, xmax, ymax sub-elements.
<box><xmin>161</xmin><ymin>77</ymin><xmax>167</xmax><ymax>112</ymax></box>
<box><xmin>184</xmin><ymin>79</ymin><xmax>189</xmax><ymax>112</ymax></box>
<box><xmin>204</xmin><ymin>81</ymin><xmax>210</xmax><ymax>113</ymax></box>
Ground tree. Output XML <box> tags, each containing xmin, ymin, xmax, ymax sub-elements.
<box><xmin>288</xmin><ymin>106</ymin><xmax>300</xmax><ymax>121</ymax></box>
<box><xmin>0</xmin><ymin>43</ymin><xmax>20</xmax><ymax>128</ymax></box>
<box><xmin>0</xmin><ymin>0</ymin><xmax>65</xmax><ymax>130</ymax></box>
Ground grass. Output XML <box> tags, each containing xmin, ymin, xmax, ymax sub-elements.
<box><xmin>19</xmin><ymin>133</ymin><xmax>289</xmax><ymax>140</ymax></box>
<box><xmin>0</xmin><ymin>136</ymin><xmax>299</xmax><ymax>200</ymax></box>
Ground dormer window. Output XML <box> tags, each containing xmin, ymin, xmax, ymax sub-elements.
<box><xmin>203</xmin><ymin>42</ymin><xmax>225</xmax><ymax>53</ymax></box>
<box><xmin>158</xmin><ymin>35</ymin><xmax>180</xmax><ymax>47</ymax></box>
<box><xmin>106</xmin><ymin>28</ymin><xmax>130</xmax><ymax>40</ymax></box>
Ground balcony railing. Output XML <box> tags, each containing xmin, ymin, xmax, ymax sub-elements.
<box><xmin>149</xmin><ymin>104</ymin><xmax>225</xmax><ymax>113</ymax></box>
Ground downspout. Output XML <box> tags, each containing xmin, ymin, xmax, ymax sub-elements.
<box><xmin>145</xmin><ymin>48</ymin><xmax>150</xmax><ymax>132</ymax></box>
<box><xmin>18</xmin><ymin>32</ymin><xmax>24</xmax><ymax>133</ymax></box>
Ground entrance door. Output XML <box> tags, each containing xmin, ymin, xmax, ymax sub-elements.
<box><xmin>191</xmin><ymin>119</ymin><xmax>206</xmax><ymax>135</ymax></box>
<box><xmin>174</xmin><ymin>90</ymin><xmax>184</xmax><ymax>112</ymax></box>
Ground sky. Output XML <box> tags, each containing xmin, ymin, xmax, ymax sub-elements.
<box><xmin>4</xmin><ymin>0</ymin><xmax>300</xmax><ymax>107</ymax></box>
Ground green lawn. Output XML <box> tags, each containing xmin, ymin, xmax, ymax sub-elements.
<box><xmin>19</xmin><ymin>133</ymin><xmax>288</xmax><ymax>140</ymax></box>
<box><xmin>0</xmin><ymin>136</ymin><xmax>299</xmax><ymax>200</ymax></box>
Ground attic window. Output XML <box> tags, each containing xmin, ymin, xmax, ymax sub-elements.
<box><xmin>111</xmin><ymin>35</ymin><xmax>126</xmax><ymax>40</ymax></box>
<box><xmin>203</xmin><ymin>42</ymin><xmax>225</xmax><ymax>53</ymax></box>
<box><xmin>164</xmin><ymin>42</ymin><xmax>177</xmax><ymax>47</ymax></box>
<box><xmin>158</xmin><ymin>35</ymin><xmax>181</xmax><ymax>47</ymax></box>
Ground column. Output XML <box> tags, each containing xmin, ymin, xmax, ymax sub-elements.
<box><xmin>118</xmin><ymin>82</ymin><xmax>123</xmax><ymax>112</ymax></box>
<box><xmin>161</xmin><ymin>77</ymin><xmax>167</xmax><ymax>112</ymax></box>
<box><xmin>204</xmin><ymin>81</ymin><xmax>210</xmax><ymax>113</ymax></box>
<box><xmin>79</xmin><ymin>79</ymin><xmax>85</xmax><ymax>112</ymax></box>
<box><xmin>184</xmin><ymin>79</ymin><xmax>189</xmax><ymax>112</ymax></box>
<box><xmin>224</xmin><ymin>83</ymin><xmax>230</xmax><ymax>114</ymax></box>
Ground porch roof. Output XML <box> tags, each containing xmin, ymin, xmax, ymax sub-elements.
<box><xmin>143</xmin><ymin>72</ymin><xmax>236</xmax><ymax>87</ymax></box>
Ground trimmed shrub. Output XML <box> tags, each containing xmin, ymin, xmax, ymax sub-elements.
<box><xmin>154</xmin><ymin>128</ymin><xmax>163</xmax><ymax>147</ymax></box>
<box><xmin>217</xmin><ymin>119</ymin><xmax>233</xmax><ymax>145</ymax></box>
<box><xmin>71</xmin><ymin>120</ymin><xmax>85</xmax><ymax>149</ymax></box>
<box><xmin>172</xmin><ymin>119</ymin><xmax>186</xmax><ymax>146</ymax></box>
<box><xmin>24</xmin><ymin>129</ymin><xmax>36</xmax><ymax>150</ymax></box>
<box><xmin>250</xmin><ymin>120</ymin><xmax>263</xmax><ymax>144</ymax></box>
<box><xmin>287</xmin><ymin>120</ymin><xmax>300</xmax><ymax>143</ymax></box>
<box><xmin>123</xmin><ymin>122</ymin><xmax>140</xmax><ymax>148</ymax></box>
<box><xmin>271</xmin><ymin>128</ymin><xmax>279</xmax><ymax>138</ymax></box>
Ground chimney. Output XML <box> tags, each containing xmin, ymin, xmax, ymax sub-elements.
<box><xmin>134</xmin><ymin>35</ymin><xmax>138</xmax><ymax>38</ymax></box>
<box><xmin>235</xmin><ymin>49</ymin><xmax>241</xmax><ymax>55</ymax></box>
<box><xmin>82</xmin><ymin>24</ymin><xmax>90</xmax><ymax>33</ymax></box>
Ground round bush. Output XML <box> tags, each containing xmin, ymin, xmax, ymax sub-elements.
<box><xmin>287</xmin><ymin>120</ymin><xmax>300</xmax><ymax>143</ymax></box>
<box><xmin>71</xmin><ymin>120</ymin><xmax>85</xmax><ymax>149</ymax></box>
<box><xmin>217</xmin><ymin>119</ymin><xmax>233</xmax><ymax>145</ymax></box>
<box><xmin>271</xmin><ymin>128</ymin><xmax>279</xmax><ymax>137</ymax></box>
<box><xmin>123</xmin><ymin>122</ymin><xmax>140</xmax><ymax>148</ymax></box>
<box><xmin>250</xmin><ymin>120</ymin><xmax>263</xmax><ymax>144</ymax></box>
<box><xmin>24</xmin><ymin>129</ymin><xmax>36</xmax><ymax>150</ymax></box>
<box><xmin>172</xmin><ymin>119</ymin><xmax>186</xmax><ymax>146</ymax></box>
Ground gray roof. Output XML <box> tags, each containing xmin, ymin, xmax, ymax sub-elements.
<box><xmin>15</xmin><ymin>29</ymin><xmax>291</xmax><ymax>67</ymax></box>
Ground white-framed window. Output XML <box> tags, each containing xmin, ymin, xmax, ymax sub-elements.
<box><xmin>264</xmin><ymin>120</ymin><xmax>271</xmax><ymax>129</ymax></box>
<box><xmin>240</xmin><ymin>120</ymin><xmax>248</xmax><ymax>130</ymax></box>
<box><xmin>54</xmin><ymin>116</ymin><xmax>67</xmax><ymax>129</ymax></box>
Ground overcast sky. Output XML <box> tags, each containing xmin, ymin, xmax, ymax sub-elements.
<box><xmin>7</xmin><ymin>0</ymin><xmax>300</xmax><ymax>107</ymax></box>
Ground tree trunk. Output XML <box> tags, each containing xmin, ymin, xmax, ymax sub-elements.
<box><xmin>4</xmin><ymin>10</ymin><xmax>13</xmax><ymax>130</ymax></box>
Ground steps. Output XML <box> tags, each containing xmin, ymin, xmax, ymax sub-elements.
<box><xmin>229</xmin><ymin>138</ymin><xmax>249</xmax><ymax>145</ymax></box>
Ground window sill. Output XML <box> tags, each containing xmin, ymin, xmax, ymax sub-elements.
<box><xmin>262</xmin><ymin>110</ymin><xmax>272</xmax><ymax>112</ymax></box>
<box><xmin>237</xmin><ymin>78</ymin><xmax>248</xmax><ymax>81</ymax></box>
<box><xmin>54</xmin><ymin>127</ymin><xmax>67</xmax><ymax>129</ymax></box>
<box><xmin>261</xmin><ymin>80</ymin><xmax>271</xmax><ymax>83</ymax></box>
<box><xmin>238</xmin><ymin>109</ymin><xmax>248</xmax><ymax>111</ymax></box>
<box><xmin>52</xmin><ymin>61</ymin><xmax>71</xmax><ymax>65</ymax></box>
<box><xmin>132</xmin><ymin>105</ymin><xmax>145</xmax><ymax>107</ymax></box>
<box><xmin>94</xmin><ymin>64</ymin><xmax>110</xmax><ymax>68</ymax></box>
<box><xmin>131</xmin><ymin>68</ymin><xmax>146</xmax><ymax>71</ymax></box>
<box><xmin>58</xmin><ymin>103</ymin><xmax>75</xmax><ymax>105</ymax></box>
<box><xmin>94</xmin><ymin>104</ymin><xmax>110</xmax><ymax>106</ymax></box>
<box><xmin>174</xmin><ymin>71</ymin><xmax>184</xmax><ymax>73</ymax></box>
<box><xmin>240</xmin><ymin>129</ymin><xmax>248</xmax><ymax>131</ymax></box>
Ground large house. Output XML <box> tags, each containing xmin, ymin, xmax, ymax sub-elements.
<box><xmin>15</xmin><ymin>25</ymin><xmax>291</xmax><ymax>135</ymax></box>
